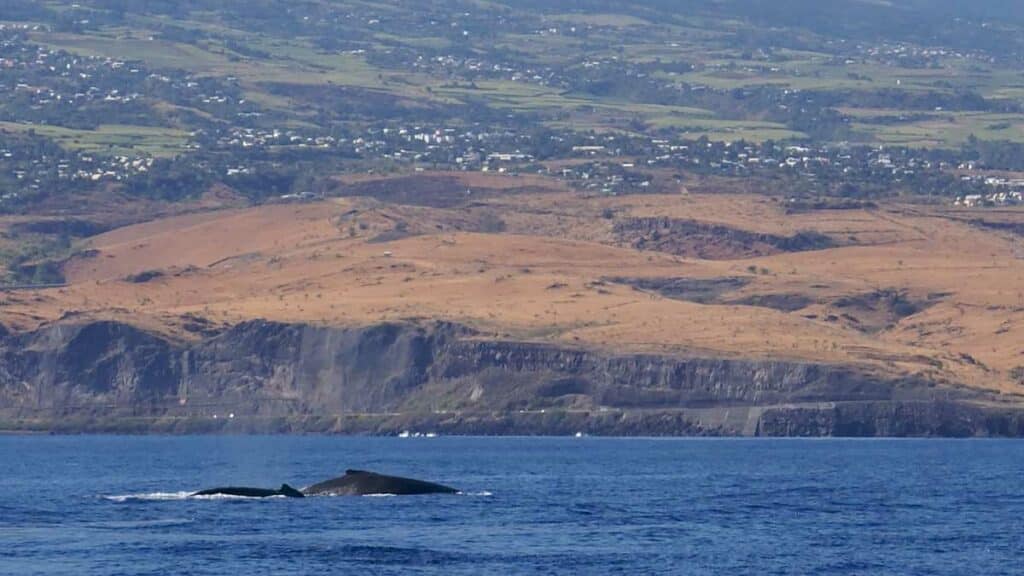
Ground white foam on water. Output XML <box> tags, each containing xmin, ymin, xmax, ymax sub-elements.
<box><xmin>102</xmin><ymin>491</ymin><xmax>193</xmax><ymax>502</ymax></box>
<box><xmin>103</xmin><ymin>491</ymin><xmax>287</xmax><ymax>502</ymax></box>
<box><xmin>104</xmin><ymin>489</ymin><xmax>493</xmax><ymax>501</ymax></box>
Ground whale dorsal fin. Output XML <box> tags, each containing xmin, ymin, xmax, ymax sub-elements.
<box><xmin>345</xmin><ymin>469</ymin><xmax>371</xmax><ymax>475</ymax></box>
<box><xmin>278</xmin><ymin>484</ymin><xmax>304</xmax><ymax>497</ymax></box>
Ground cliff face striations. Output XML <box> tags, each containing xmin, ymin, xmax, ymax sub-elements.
<box><xmin>0</xmin><ymin>319</ymin><xmax>1021</xmax><ymax>436</ymax></box>
<box><xmin>0</xmin><ymin>321</ymin><xmax>182</xmax><ymax>416</ymax></box>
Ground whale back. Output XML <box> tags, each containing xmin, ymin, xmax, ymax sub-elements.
<box><xmin>192</xmin><ymin>484</ymin><xmax>305</xmax><ymax>498</ymax></box>
<box><xmin>192</xmin><ymin>486</ymin><xmax>281</xmax><ymax>498</ymax></box>
<box><xmin>303</xmin><ymin>470</ymin><xmax>459</xmax><ymax>496</ymax></box>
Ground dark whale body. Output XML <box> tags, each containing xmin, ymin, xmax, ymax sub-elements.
<box><xmin>303</xmin><ymin>470</ymin><xmax>459</xmax><ymax>496</ymax></box>
<box><xmin>192</xmin><ymin>483</ymin><xmax>305</xmax><ymax>498</ymax></box>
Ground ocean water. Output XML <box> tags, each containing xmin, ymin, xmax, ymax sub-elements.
<box><xmin>0</xmin><ymin>436</ymin><xmax>1022</xmax><ymax>575</ymax></box>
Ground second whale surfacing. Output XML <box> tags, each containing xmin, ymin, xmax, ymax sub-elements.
<box><xmin>191</xmin><ymin>484</ymin><xmax>305</xmax><ymax>498</ymax></box>
<box><xmin>302</xmin><ymin>469</ymin><xmax>459</xmax><ymax>496</ymax></box>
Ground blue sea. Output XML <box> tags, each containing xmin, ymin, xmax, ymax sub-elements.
<box><xmin>1</xmin><ymin>436</ymin><xmax>1022</xmax><ymax>575</ymax></box>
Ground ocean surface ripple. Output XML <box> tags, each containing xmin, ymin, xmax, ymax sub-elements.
<box><xmin>1</xmin><ymin>436</ymin><xmax>1022</xmax><ymax>575</ymax></box>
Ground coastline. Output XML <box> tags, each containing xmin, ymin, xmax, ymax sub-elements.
<box><xmin>4</xmin><ymin>399</ymin><xmax>1023</xmax><ymax>437</ymax></box>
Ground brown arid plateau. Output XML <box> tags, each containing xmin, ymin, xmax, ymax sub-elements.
<box><xmin>2</xmin><ymin>173</ymin><xmax>1024</xmax><ymax>436</ymax></box>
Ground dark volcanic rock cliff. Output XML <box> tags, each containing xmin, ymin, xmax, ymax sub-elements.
<box><xmin>0</xmin><ymin>319</ymin><xmax>1020</xmax><ymax>436</ymax></box>
<box><xmin>0</xmin><ymin>321</ymin><xmax>182</xmax><ymax>416</ymax></box>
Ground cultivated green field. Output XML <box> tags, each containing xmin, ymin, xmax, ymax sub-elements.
<box><xmin>14</xmin><ymin>1</ymin><xmax>1024</xmax><ymax>148</ymax></box>
<box><xmin>0</xmin><ymin>122</ymin><xmax>190</xmax><ymax>156</ymax></box>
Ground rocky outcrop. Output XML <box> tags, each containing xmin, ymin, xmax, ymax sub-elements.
<box><xmin>0</xmin><ymin>319</ymin><xmax>1020</xmax><ymax>436</ymax></box>
<box><xmin>607</xmin><ymin>277</ymin><xmax>813</xmax><ymax>312</ymax></box>
<box><xmin>614</xmin><ymin>217</ymin><xmax>836</xmax><ymax>259</ymax></box>
<box><xmin>606</xmin><ymin>276</ymin><xmax>749</xmax><ymax>304</ymax></box>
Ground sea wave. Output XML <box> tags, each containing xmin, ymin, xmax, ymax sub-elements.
<box><xmin>85</xmin><ymin>519</ymin><xmax>196</xmax><ymax>529</ymax></box>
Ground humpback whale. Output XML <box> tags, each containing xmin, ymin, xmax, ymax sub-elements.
<box><xmin>191</xmin><ymin>484</ymin><xmax>305</xmax><ymax>498</ymax></box>
<box><xmin>302</xmin><ymin>470</ymin><xmax>459</xmax><ymax>496</ymax></box>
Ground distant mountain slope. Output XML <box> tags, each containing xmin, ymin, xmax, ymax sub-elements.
<box><xmin>1</xmin><ymin>174</ymin><xmax>1023</xmax><ymax>435</ymax></box>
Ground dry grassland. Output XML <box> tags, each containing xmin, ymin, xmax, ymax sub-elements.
<box><xmin>5</xmin><ymin>177</ymin><xmax>1024</xmax><ymax>398</ymax></box>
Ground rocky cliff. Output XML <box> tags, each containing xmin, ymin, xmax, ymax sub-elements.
<box><xmin>1</xmin><ymin>319</ymin><xmax>1021</xmax><ymax>436</ymax></box>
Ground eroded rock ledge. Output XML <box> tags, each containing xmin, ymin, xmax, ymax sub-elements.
<box><xmin>0</xmin><ymin>319</ymin><xmax>1020</xmax><ymax>437</ymax></box>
